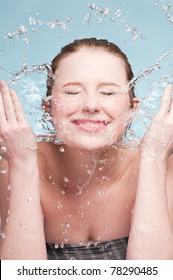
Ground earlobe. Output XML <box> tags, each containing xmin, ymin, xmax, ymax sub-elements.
<box><xmin>132</xmin><ymin>98</ymin><xmax>140</xmax><ymax>111</ymax></box>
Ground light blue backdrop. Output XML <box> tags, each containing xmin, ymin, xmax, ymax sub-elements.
<box><xmin>0</xmin><ymin>0</ymin><xmax>173</xmax><ymax>138</ymax></box>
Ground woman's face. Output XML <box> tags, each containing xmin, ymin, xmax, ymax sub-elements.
<box><xmin>51</xmin><ymin>48</ymin><xmax>133</xmax><ymax>151</ymax></box>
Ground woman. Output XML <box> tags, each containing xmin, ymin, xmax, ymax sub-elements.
<box><xmin>0</xmin><ymin>38</ymin><xmax>173</xmax><ymax>260</ymax></box>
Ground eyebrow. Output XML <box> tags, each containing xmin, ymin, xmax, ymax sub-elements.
<box><xmin>62</xmin><ymin>82</ymin><xmax>120</xmax><ymax>88</ymax></box>
<box><xmin>62</xmin><ymin>82</ymin><xmax>83</xmax><ymax>88</ymax></box>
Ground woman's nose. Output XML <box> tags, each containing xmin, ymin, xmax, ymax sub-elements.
<box><xmin>82</xmin><ymin>93</ymin><xmax>100</xmax><ymax>113</ymax></box>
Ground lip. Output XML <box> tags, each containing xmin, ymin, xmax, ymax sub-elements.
<box><xmin>71</xmin><ymin>118</ymin><xmax>110</xmax><ymax>133</ymax></box>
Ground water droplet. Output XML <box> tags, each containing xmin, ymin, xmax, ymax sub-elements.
<box><xmin>1</xmin><ymin>146</ymin><xmax>7</xmax><ymax>152</ymax></box>
<box><xmin>57</xmin><ymin>200</ymin><xmax>62</xmax><ymax>209</ymax></box>
<box><xmin>60</xmin><ymin>146</ymin><xmax>65</xmax><ymax>152</ymax></box>
<box><xmin>0</xmin><ymin>169</ymin><xmax>8</xmax><ymax>174</ymax></box>
<box><xmin>97</xmin><ymin>235</ymin><xmax>101</xmax><ymax>241</ymax></box>
<box><xmin>64</xmin><ymin>177</ymin><xmax>69</xmax><ymax>182</ymax></box>
<box><xmin>61</xmin><ymin>190</ymin><xmax>66</xmax><ymax>196</ymax></box>
<box><xmin>79</xmin><ymin>240</ymin><xmax>84</xmax><ymax>246</ymax></box>
<box><xmin>114</xmin><ymin>9</ymin><xmax>121</xmax><ymax>17</ymax></box>
<box><xmin>87</xmin><ymin>198</ymin><xmax>94</xmax><ymax>205</ymax></box>
<box><xmin>0</xmin><ymin>232</ymin><xmax>6</xmax><ymax>239</ymax></box>
<box><xmin>64</xmin><ymin>236</ymin><xmax>69</xmax><ymax>242</ymax></box>
<box><xmin>7</xmin><ymin>184</ymin><xmax>13</xmax><ymax>191</ymax></box>
<box><xmin>80</xmin><ymin>212</ymin><xmax>84</xmax><ymax>219</ymax></box>
<box><xmin>97</xmin><ymin>189</ymin><xmax>104</xmax><ymax>196</ymax></box>
<box><xmin>99</xmin><ymin>166</ymin><xmax>104</xmax><ymax>171</ymax></box>
<box><xmin>103</xmin><ymin>224</ymin><xmax>108</xmax><ymax>229</ymax></box>
<box><xmin>27</xmin><ymin>197</ymin><xmax>32</xmax><ymax>202</ymax></box>
<box><xmin>154</xmin><ymin>0</ymin><xmax>159</xmax><ymax>4</ymax></box>
<box><xmin>60</xmin><ymin>242</ymin><xmax>64</xmax><ymax>248</ymax></box>
<box><xmin>54</xmin><ymin>243</ymin><xmax>59</xmax><ymax>249</ymax></box>
<box><xmin>6</xmin><ymin>217</ymin><xmax>10</xmax><ymax>223</ymax></box>
<box><xmin>64</xmin><ymin>222</ymin><xmax>70</xmax><ymax>229</ymax></box>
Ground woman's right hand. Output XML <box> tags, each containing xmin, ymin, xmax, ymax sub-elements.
<box><xmin>0</xmin><ymin>81</ymin><xmax>37</xmax><ymax>167</ymax></box>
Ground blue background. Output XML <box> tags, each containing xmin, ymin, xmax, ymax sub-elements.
<box><xmin>0</xmin><ymin>0</ymin><xmax>173</xmax><ymax>138</ymax></box>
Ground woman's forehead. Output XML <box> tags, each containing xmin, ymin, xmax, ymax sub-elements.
<box><xmin>54</xmin><ymin>49</ymin><xmax>127</xmax><ymax>85</ymax></box>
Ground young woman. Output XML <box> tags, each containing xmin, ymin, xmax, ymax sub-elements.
<box><xmin>0</xmin><ymin>38</ymin><xmax>173</xmax><ymax>260</ymax></box>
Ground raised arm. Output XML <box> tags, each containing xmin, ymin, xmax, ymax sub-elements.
<box><xmin>127</xmin><ymin>84</ymin><xmax>173</xmax><ymax>259</ymax></box>
<box><xmin>0</xmin><ymin>81</ymin><xmax>47</xmax><ymax>259</ymax></box>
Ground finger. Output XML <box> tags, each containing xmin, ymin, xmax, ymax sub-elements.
<box><xmin>167</xmin><ymin>84</ymin><xmax>173</xmax><ymax>117</ymax></box>
<box><xmin>0</xmin><ymin>81</ymin><xmax>17</xmax><ymax>122</ymax></box>
<box><xmin>0</xmin><ymin>92</ymin><xmax>7</xmax><ymax>124</ymax></box>
<box><xmin>10</xmin><ymin>90</ymin><xmax>28</xmax><ymax>124</ymax></box>
<box><xmin>157</xmin><ymin>84</ymin><xmax>172</xmax><ymax>118</ymax></box>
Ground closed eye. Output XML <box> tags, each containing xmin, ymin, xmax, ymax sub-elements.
<box><xmin>64</xmin><ymin>91</ymin><xmax>81</xmax><ymax>95</ymax></box>
<box><xmin>100</xmin><ymin>91</ymin><xmax>118</xmax><ymax>96</ymax></box>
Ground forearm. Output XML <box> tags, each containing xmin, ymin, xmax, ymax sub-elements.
<box><xmin>0</xmin><ymin>157</ymin><xmax>47</xmax><ymax>260</ymax></box>
<box><xmin>127</xmin><ymin>157</ymin><xmax>173</xmax><ymax>259</ymax></box>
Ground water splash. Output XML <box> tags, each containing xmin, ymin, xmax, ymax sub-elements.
<box><xmin>3</xmin><ymin>14</ymin><xmax>72</xmax><ymax>45</ymax></box>
<box><xmin>86</xmin><ymin>3</ymin><xmax>146</xmax><ymax>41</ymax></box>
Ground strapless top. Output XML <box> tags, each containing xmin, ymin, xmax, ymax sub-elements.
<box><xmin>46</xmin><ymin>236</ymin><xmax>128</xmax><ymax>260</ymax></box>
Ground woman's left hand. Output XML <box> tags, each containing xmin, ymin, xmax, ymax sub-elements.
<box><xmin>140</xmin><ymin>84</ymin><xmax>173</xmax><ymax>160</ymax></box>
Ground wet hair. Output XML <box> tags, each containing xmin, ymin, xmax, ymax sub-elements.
<box><xmin>46</xmin><ymin>37</ymin><xmax>135</xmax><ymax>106</ymax></box>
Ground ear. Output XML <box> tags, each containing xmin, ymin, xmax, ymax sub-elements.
<box><xmin>131</xmin><ymin>98</ymin><xmax>140</xmax><ymax>111</ymax></box>
<box><xmin>42</xmin><ymin>98</ymin><xmax>51</xmax><ymax>114</ymax></box>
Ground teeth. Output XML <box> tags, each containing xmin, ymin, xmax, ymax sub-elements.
<box><xmin>79</xmin><ymin>122</ymin><xmax>102</xmax><ymax>128</ymax></box>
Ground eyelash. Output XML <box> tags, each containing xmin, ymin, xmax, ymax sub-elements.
<box><xmin>63</xmin><ymin>91</ymin><xmax>118</xmax><ymax>95</ymax></box>
<box><xmin>64</xmin><ymin>91</ymin><xmax>80</xmax><ymax>95</ymax></box>
<box><xmin>100</xmin><ymin>91</ymin><xmax>118</xmax><ymax>96</ymax></box>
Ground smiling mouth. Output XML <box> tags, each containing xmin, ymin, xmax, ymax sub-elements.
<box><xmin>71</xmin><ymin>119</ymin><xmax>110</xmax><ymax>133</ymax></box>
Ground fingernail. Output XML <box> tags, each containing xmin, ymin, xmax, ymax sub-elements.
<box><xmin>0</xmin><ymin>80</ymin><xmax>6</xmax><ymax>88</ymax></box>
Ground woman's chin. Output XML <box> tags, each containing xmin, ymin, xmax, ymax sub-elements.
<box><xmin>61</xmin><ymin>135</ymin><xmax>117</xmax><ymax>152</ymax></box>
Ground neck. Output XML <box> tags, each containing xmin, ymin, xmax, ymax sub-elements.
<box><xmin>56</xmin><ymin>144</ymin><xmax>127</xmax><ymax>195</ymax></box>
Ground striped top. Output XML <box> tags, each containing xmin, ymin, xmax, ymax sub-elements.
<box><xmin>46</xmin><ymin>237</ymin><xmax>128</xmax><ymax>260</ymax></box>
